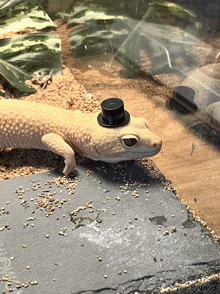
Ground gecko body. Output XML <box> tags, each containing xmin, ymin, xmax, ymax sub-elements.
<box><xmin>0</xmin><ymin>100</ymin><xmax>162</xmax><ymax>175</ymax></box>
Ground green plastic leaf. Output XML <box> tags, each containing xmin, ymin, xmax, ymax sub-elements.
<box><xmin>68</xmin><ymin>6</ymin><xmax>131</xmax><ymax>57</ymax></box>
<box><xmin>151</xmin><ymin>1</ymin><xmax>199</xmax><ymax>20</ymax></box>
<box><xmin>144</xmin><ymin>1</ymin><xmax>201</xmax><ymax>36</ymax></box>
<box><xmin>69</xmin><ymin>22</ymin><xmax>130</xmax><ymax>57</ymax></box>
<box><xmin>0</xmin><ymin>32</ymin><xmax>62</xmax><ymax>75</ymax></box>
<box><xmin>67</xmin><ymin>6</ymin><xmax>126</xmax><ymax>29</ymax></box>
<box><xmin>0</xmin><ymin>0</ymin><xmax>56</xmax><ymax>35</ymax></box>
<box><xmin>0</xmin><ymin>59</ymin><xmax>36</xmax><ymax>93</ymax></box>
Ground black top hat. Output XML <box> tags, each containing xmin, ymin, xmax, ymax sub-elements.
<box><xmin>97</xmin><ymin>98</ymin><xmax>130</xmax><ymax>128</ymax></box>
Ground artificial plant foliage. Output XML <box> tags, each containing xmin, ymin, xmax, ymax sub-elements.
<box><xmin>0</xmin><ymin>33</ymin><xmax>62</xmax><ymax>75</ymax></box>
<box><xmin>67</xmin><ymin>6</ymin><xmax>131</xmax><ymax>57</ymax></box>
<box><xmin>68</xmin><ymin>20</ymin><xmax>131</xmax><ymax>57</ymax></box>
<box><xmin>0</xmin><ymin>0</ymin><xmax>56</xmax><ymax>35</ymax></box>
<box><xmin>0</xmin><ymin>0</ymin><xmax>62</xmax><ymax>96</ymax></box>
<box><xmin>0</xmin><ymin>59</ymin><xmax>36</xmax><ymax>94</ymax></box>
<box><xmin>66</xmin><ymin>6</ymin><xmax>127</xmax><ymax>29</ymax></box>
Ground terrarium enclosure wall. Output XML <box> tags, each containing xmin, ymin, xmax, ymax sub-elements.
<box><xmin>1</xmin><ymin>0</ymin><xmax>220</xmax><ymax>293</ymax></box>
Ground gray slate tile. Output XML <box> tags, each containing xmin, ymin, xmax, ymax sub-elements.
<box><xmin>0</xmin><ymin>161</ymin><xmax>219</xmax><ymax>294</ymax></box>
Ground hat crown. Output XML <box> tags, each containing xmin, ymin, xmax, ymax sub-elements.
<box><xmin>97</xmin><ymin>98</ymin><xmax>130</xmax><ymax>128</ymax></box>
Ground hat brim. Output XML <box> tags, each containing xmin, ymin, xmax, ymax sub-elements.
<box><xmin>97</xmin><ymin>111</ymin><xmax>130</xmax><ymax>128</ymax></box>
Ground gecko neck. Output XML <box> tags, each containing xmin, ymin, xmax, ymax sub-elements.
<box><xmin>65</xmin><ymin>112</ymin><xmax>99</xmax><ymax>157</ymax></box>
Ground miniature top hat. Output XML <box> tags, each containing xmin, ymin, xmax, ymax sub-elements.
<box><xmin>97</xmin><ymin>98</ymin><xmax>130</xmax><ymax>128</ymax></box>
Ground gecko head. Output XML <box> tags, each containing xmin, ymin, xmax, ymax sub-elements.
<box><xmin>90</xmin><ymin>116</ymin><xmax>162</xmax><ymax>163</ymax></box>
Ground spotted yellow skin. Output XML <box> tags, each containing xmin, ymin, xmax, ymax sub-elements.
<box><xmin>0</xmin><ymin>100</ymin><xmax>162</xmax><ymax>175</ymax></box>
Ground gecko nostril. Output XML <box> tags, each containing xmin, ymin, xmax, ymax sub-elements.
<box><xmin>153</xmin><ymin>139</ymin><xmax>162</xmax><ymax>150</ymax></box>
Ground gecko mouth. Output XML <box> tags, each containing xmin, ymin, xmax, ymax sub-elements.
<box><xmin>89</xmin><ymin>148</ymin><xmax>161</xmax><ymax>163</ymax></box>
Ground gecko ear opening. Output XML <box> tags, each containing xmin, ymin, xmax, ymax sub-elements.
<box><xmin>97</xmin><ymin>98</ymin><xmax>130</xmax><ymax>128</ymax></box>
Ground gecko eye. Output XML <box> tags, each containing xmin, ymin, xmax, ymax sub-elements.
<box><xmin>122</xmin><ymin>135</ymin><xmax>139</xmax><ymax>148</ymax></box>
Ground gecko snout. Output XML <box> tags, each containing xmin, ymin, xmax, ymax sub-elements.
<box><xmin>152</xmin><ymin>137</ymin><xmax>162</xmax><ymax>151</ymax></box>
